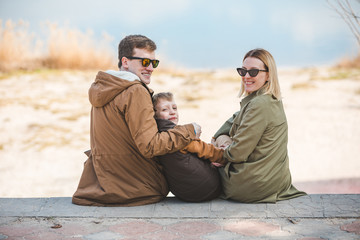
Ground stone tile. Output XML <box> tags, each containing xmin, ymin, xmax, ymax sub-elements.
<box><xmin>26</xmin><ymin>231</ymin><xmax>63</xmax><ymax>240</ymax></box>
<box><xmin>50</xmin><ymin>219</ymin><xmax>108</xmax><ymax>235</ymax></box>
<box><xmin>282</xmin><ymin>218</ymin><xmax>351</xmax><ymax>239</ymax></box>
<box><xmin>210</xmin><ymin>199</ymin><xmax>267</xmax><ymax>218</ymax></box>
<box><xmin>84</xmin><ymin>231</ymin><xmax>123</xmax><ymax>240</ymax></box>
<box><xmin>93</xmin><ymin>203</ymin><xmax>155</xmax><ymax>218</ymax></box>
<box><xmin>204</xmin><ymin>230</ymin><xmax>243</xmax><ymax>240</ymax></box>
<box><xmin>2</xmin><ymin>237</ymin><xmax>23</xmax><ymax>240</ymax></box>
<box><xmin>223</xmin><ymin>220</ymin><xmax>280</xmax><ymax>236</ymax></box>
<box><xmin>167</xmin><ymin>221</ymin><xmax>220</xmax><ymax>236</ymax></box>
<box><xmin>40</xmin><ymin>197</ymin><xmax>156</xmax><ymax>218</ymax></box>
<box><xmin>41</xmin><ymin>197</ymin><xmax>98</xmax><ymax>217</ymax></box>
<box><xmin>109</xmin><ymin>220</ymin><xmax>162</xmax><ymax>236</ymax></box>
<box><xmin>141</xmin><ymin>230</ymin><xmax>179</xmax><ymax>240</ymax></box>
<box><xmin>0</xmin><ymin>225</ymin><xmax>42</xmax><ymax>237</ymax></box>
<box><xmin>173</xmin><ymin>236</ymin><xmax>203</xmax><ymax>240</ymax></box>
<box><xmin>48</xmin><ymin>222</ymin><xmax>91</xmax><ymax>236</ymax></box>
<box><xmin>297</xmin><ymin>238</ymin><xmax>327</xmax><ymax>240</ymax></box>
<box><xmin>266</xmin><ymin>195</ymin><xmax>323</xmax><ymax>218</ymax></box>
<box><xmin>0</xmin><ymin>198</ymin><xmax>46</xmax><ymax>216</ymax></box>
<box><xmin>322</xmin><ymin>194</ymin><xmax>360</xmax><ymax>218</ymax></box>
<box><xmin>0</xmin><ymin>217</ymin><xmax>16</xmax><ymax>225</ymax></box>
<box><xmin>153</xmin><ymin>197</ymin><xmax>210</xmax><ymax>218</ymax></box>
<box><xmin>340</xmin><ymin>220</ymin><xmax>360</xmax><ymax>235</ymax></box>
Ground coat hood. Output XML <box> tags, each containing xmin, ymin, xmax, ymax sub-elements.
<box><xmin>89</xmin><ymin>71</ymin><xmax>143</xmax><ymax>107</ymax></box>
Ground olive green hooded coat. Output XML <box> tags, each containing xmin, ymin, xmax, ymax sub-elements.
<box><xmin>72</xmin><ymin>71</ymin><xmax>195</xmax><ymax>206</ymax></box>
<box><xmin>214</xmin><ymin>91</ymin><xmax>306</xmax><ymax>203</ymax></box>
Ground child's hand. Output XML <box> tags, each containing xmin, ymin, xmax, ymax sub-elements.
<box><xmin>211</xmin><ymin>162</ymin><xmax>224</xmax><ymax>167</ymax></box>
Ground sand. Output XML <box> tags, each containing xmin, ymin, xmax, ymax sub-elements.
<box><xmin>0</xmin><ymin>67</ymin><xmax>359</xmax><ymax>197</ymax></box>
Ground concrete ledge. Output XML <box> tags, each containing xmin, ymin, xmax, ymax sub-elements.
<box><xmin>1</xmin><ymin>194</ymin><xmax>359</xmax><ymax>219</ymax></box>
<box><xmin>1</xmin><ymin>195</ymin><xmax>360</xmax><ymax>239</ymax></box>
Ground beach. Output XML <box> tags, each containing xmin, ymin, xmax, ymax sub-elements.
<box><xmin>0</xmin><ymin>66</ymin><xmax>359</xmax><ymax>197</ymax></box>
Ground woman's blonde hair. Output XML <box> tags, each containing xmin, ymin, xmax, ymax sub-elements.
<box><xmin>238</xmin><ymin>48</ymin><xmax>282</xmax><ymax>100</ymax></box>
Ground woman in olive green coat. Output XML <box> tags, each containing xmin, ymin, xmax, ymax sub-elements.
<box><xmin>212</xmin><ymin>48</ymin><xmax>306</xmax><ymax>203</ymax></box>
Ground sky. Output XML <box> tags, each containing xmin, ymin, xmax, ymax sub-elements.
<box><xmin>0</xmin><ymin>0</ymin><xmax>359</xmax><ymax>69</ymax></box>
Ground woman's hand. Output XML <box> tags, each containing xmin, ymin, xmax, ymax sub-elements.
<box><xmin>212</xmin><ymin>135</ymin><xmax>232</xmax><ymax>148</ymax></box>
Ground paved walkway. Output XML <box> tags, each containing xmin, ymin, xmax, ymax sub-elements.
<box><xmin>1</xmin><ymin>194</ymin><xmax>360</xmax><ymax>239</ymax></box>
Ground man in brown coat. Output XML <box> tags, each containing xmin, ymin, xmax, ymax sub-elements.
<box><xmin>72</xmin><ymin>35</ymin><xmax>201</xmax><ymax>206</ymax></box>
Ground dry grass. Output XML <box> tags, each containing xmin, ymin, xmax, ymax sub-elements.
<box><xmin>328</xmin><ymin>69</ymin><xmax>360</xmax><ymax>80</ymax></box>
<box><xmin>43</xmin><ymin>22</ymin><xmax>115</xmax><ymax>70</ymax></box>
<box><xmin>178</xmin><ymin>90</ymin><xmax>206</xmax><ymax>102</ymax></box>
<box><xmin>291</xmin><ymin>82</ymin><xmax>316</xmax><ymax>90</ymax></box>
<box><xmin>0</xmin><ymin>20</ymin><xmax>36</xmax><ymax>71</ymax></box>
<box><xmin>24</xmin><ymin>123</ymin><xmax>74</xmax><ymax>151</ymax></box>
<box><xmin>356</xmin><ymin>88</ymin><xmax>360</xmax><ymax>95</ymax></box>
<box><xmin>306</xmin><ymin>65</ymin><xmax>360</xmax><ymax>81</ymax></box>
<box><xmin>324</xmin><ymin>53</ymin><xmax>360</xmax><ymax>80</ymax></box>
<box><xmin>336</xmin><ymin>54</ymin><xmax>360</xmax><ymax>69</ymax></box>
<box><xmin>0</xmin><ymin>19</ymin><xmax>116</xmax><ymax>72</ymax></box>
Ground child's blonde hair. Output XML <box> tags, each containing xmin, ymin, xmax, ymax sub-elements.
<box><xmin>152</xmin><ymin>92</ymin><xmax>174</xmax><ymax>111</ymax></box>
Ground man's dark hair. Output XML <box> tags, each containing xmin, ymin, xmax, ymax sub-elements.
<box><xmin>118</xmin><ymin>35</ymin><xmax>157</xmax><ymax>69</ymax></box>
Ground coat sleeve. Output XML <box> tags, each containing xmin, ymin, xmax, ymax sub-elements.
<box><xmin>120</xmin><ymin>85</ymin><xmax>195</xmax><ymax>158</ymax></box>
<box><xmin>180</xmin><ymin>140</ymin><xmax>226</xmax><ymax>164</ymax></box>
<box><xmin>224</xmin><ymin>98</ymin><xmax>268</xmax><ymax>163</ymax></box>
<box><xmin>213</xmin><ymin>111</ymin><xmax>240</xmax><ymax>138</ymax></box>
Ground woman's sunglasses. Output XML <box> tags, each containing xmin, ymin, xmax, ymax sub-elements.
<box><xmin>126</xmin><ymin>56</ymin><xmax>160</xmax><ymax>68</ymax></box>
<box><xmin>237</xmin><ymin>68</ymin><xmax>268</xmax><ymax>77</ymax></box>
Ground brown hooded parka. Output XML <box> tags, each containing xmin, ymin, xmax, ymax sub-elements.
<box><xmin>72</xmin><ymin>71</ymin><xmax>195</xmax><ymax>206</ymax></box>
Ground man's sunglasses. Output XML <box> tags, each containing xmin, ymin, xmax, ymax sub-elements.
<box><xmin>126</xmin><ymin>56</ymin><xmax>160</xmax><ymax>68</ymax></box>
<box><xmin>237</xmin><ymin>68</ymin><xmax>268</xmax><ymax>77</ymax></box>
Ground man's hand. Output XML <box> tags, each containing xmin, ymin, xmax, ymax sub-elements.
<box><xmin>191</xmin><ymin>122</ymin><xmax>202</xmax><ymax>139</ymax></box>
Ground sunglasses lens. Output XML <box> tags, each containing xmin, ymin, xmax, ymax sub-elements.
<box><xmin>237</xmin><ymin>68</ymin><xmax>246</xmax><ymax>76</ymax></box>
<box><xmin>142</xmin><ymin>58</ymin><xmax>150</xmax><ymax>67</ymax></box>
<box><xmin>152</xmin><ymin>60</ymin><xmax>159</xmax><ymax>68</ymax></box>
<box><xmin>249</xmin><ymin>69</ymin><xmax>259</xmax><ymax>77</ymax></box>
